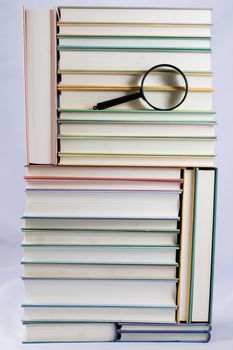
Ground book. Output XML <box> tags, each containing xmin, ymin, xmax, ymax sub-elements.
<box><xmin>23</xmin><ymin>322</ymin><xmax>117</xmax><ymax>343</ymax></box>
<box><xmin>23</xmin><ymin>278</ymin><xmax>177</xmax><ymax>306</ymax></box>
<box><xmin>117</xmin><ymin>331</ymin><xmax>210</xmax><ymax>342</ymax></box>
<box><xmin>58</xmin><ymin>135</ymin><xmax>215</xmax><ymax>156</ymax></box>
<box><xmin>58</xmin><ymin>109</ymin><xmax>216</xmax><ymax>122</ymax></box>
<box><xmin>24</xmin><ymin>189</ymin><xmax>181</xmax><ymax>218</ymax></box>
<box><xmin>59</xmin><ymin>48</ymin><xmax>211</xmax><ymax>71</ymax></box>
<box><xmin>26</xmin><ymin>164</ymin><xmax>182</xmax><ymax>179</ymax></box>
<box><xmin>23</xmin><ymin>217</ymin><xmax>180</xmax><ymax>231</ymax></box>
<box><xmin>22</xmin><ymin>305</ymin><xmax>177</xmax><ymax>323</ymax></box>
<box><xmin>119</xmin><ymin>322</ymin><xmax>211</xmax><ymax>331</ymax></box>
<box><xmin>22</xmin><ymin>228</ymin><xmax>180</xmax><ymax>246</ymax></box>
<box><xmin>58</xmin><ymin>88</ymin><xmax>212</xmax><ymax>110</ymax></box>
<box><xmin>58</xmin><ymin>36</ymin><xmax>211</xmax><ymax>49</ymax></box>
<box><xmin>25</xmin><ymin>177</ymin><xmax>182</xmax><ymax>191</ymax></box>
<box><xmin>23</xmin><ymin>9</ymin><xmax>57</xmax><ymax>165</ymax></box>
<box><xmin>22</xmin><ymin>262</ymin><xmax>178</xmax><ymax>280</ymax></box>
<box><xmin>22</xmin><ymin>245</ymin><xmax>179</xmax><ymax>264</ymax></box>
<box><xmin>58</xmin><ymin>153</ymin><xmax>215</xmax><ymax>167</ymax></box>
<box><xmin>58</xmin><ymin>7</ymin><xmax>212</xmax><ymax>24</ymax></box>
<box><xmin>58</xmin><ymin>24</ymin><xmax>211</xmax><ymax>38</ymax></box>
<box><xmin>188</xmin><ymin>168</ymin><xmax>217</xmax><ymax>323</ymax></box>
<box><xmin>59</xmin><ymin>70</ymin><xmax>213</xmax><ymax>87</ymax></box>
<box><xmin>177</xmin><ymin>168</ymin><xmax>195</xmax><ymax>322</ymax></box>
<box><xmin>58</xmin><ymin>120</ymin><xmax>216</xmax><ymax>138</ymax></box>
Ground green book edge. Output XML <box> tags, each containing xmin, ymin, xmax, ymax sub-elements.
<box><xmin>57</xmin><ymin>45</ymin><xmax>211</xmax><ymax>52</ymax></box>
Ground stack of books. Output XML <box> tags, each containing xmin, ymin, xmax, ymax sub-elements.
<box><xmin>22</xmin><ymin>6</ymin><xmax>217</xmax><ymax>343</ymax></box>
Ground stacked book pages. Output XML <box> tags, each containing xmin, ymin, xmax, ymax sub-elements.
<box><xmin>22</xmin><ymin>6</ymin><xmax>217</xmax><ymax>343</ymax></box>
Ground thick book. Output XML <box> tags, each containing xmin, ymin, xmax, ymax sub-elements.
<box><xmin>23</xmin><ymin>8</ymin><xmax>57</xmax><ymax>165</ymax></box>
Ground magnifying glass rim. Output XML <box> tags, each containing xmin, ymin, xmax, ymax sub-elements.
<box><xmin>140</xmin><ymin>63</ymin><xmax>189</xmax><ymax>111</ymax></box>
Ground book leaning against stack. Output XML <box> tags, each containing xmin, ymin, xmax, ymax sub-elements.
<box><xmin>22</xmin><ymin>6</ymin><xmax>217</xmax><ymax>343</ymax></box>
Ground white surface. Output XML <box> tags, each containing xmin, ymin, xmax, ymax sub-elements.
<box><xmin>0</xmin><ymin>0</ymin><xmax>233</xmax><ymax>348</ymax></box>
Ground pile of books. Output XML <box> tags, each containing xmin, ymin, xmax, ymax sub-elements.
<box><xmin>22</xmin><ymin>6</ymin><xmax>217</xmax><ymax>343</ymax></box>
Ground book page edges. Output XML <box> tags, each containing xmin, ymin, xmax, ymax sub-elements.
<box><xmin>50</xmin><ymin>8</ymin><xmax>58</xmax><ymax>165</ymax></box>
<box><xmin>23</xmin><ymin>8</ymin><xmax>29</xmax><ymax>165</ymax></box>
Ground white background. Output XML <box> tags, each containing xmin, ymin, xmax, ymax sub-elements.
<box><xmin>0</xmin><ymin>0</ymin><xmax>233</xmax><ymax>349</ymax></box>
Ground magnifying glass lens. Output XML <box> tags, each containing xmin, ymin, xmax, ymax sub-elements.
<box><xmin>142</xmin><ymin>66</ymin><xmax>187</xmax><ymax>110</ymax></box>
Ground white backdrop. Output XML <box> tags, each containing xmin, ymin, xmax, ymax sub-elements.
<box><xmin>0</xmin><ymin>0</ymin><xmax>232</xmax><ymax>349</ymax></box>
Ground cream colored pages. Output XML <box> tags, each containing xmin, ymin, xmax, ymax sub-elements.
<box><xmin>59</xmin><ymin>8</ymin><xmax>212</xmax><ymax>24</ymax></box>
<box><xmin>177</xmin><ymin>169</ymin><xmax>194</xmax><ymax>322</ymax></box>
<box><xmin>24</xmin><ymin>10</ymin><xmax>52</xmax><ymax>164</ymax></box>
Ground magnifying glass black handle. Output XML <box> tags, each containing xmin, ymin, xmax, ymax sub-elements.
<box><xmin>93</xmin><ymin>91</ymin><xmax>141</xmax><ymax>110</ymax></box>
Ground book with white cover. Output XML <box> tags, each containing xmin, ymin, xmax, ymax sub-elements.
<box><xmin>22</xmin><ymin>305</ymin><xmax>177</xmax><ymax>323</ymax></box>
<box><xmin>22</xmin><ymin>228</ymin><xmax>179</xmax><ymax>246</ymax></box>
<box><xmin>23</xmin><ymin>245</ymin><xmax>179</xmax><ymax>264</ymax></box>
<box><xmin>23</xmin><ymin>279</ymin><xmax>177</xmax><ymax>306</ymax></box>
<box><xmin>23</xmin><ymin>9</ymin><xmax>57</xmax><ymax>164</ymax></box>
<box><xmin>22</xmin><ymin>263</ymin><xmax>178</xmax><ymax>280</ymax></box>
<box><xmin>58</xmin><ymin>110</ymin><xmax>216</xmax><ymax>122</ymax></box>
<box><xmin>58</xmin><ymin>36</ymin><xmax>211</xmax><ymax>49</ymax></box>
<box><xmin>58</xmin><ymin>7</ymin><xmax>212</xmax><ymax>24</ymax></box>
<box><xmin>59</xmin><ymin>70</ymin><xmax>213</xmax><ymax>87</ymax></box>
<box><xmin>59</xmin><ymin>89</ymin><xmax>212</xmax><ymax>110</ymax></box>
<box><xmin>188</xmin><ymin>169</ymin><xmax>216</xmax><ymax>322</ymax></box>
<box><xmin>58</xmin><ymin>136</ymin><xmax>215</xmax><ymax>156</ymax></box>
<box><xmin>23</xmin><ymin>322</ymin><xmax>117</xmax><ymax>343</ymax></box>
<box><xmin>25</xmin><ymin>189</ymin><xmax>181</xmax><ymax>218</ymax></box>
<box><xmin>59</xmin><ymin>49</ymin><xmax>211</xmax><ymax>72</ymax></box>
<box><xmin>177</xmin><ymin>169</ymin><xmax>195</xmax><ymax>322</ymax></box>
<box><xmin>58</xmin><ymin>154</ymin><xmax>215</xmax><ymax>167</ymax></box>
<box><xmin>26</xmin><ymin>165</ymin><xmax>182</xmax><ymax>179</ymax></box>
<box><xmin>58</xmin><ymin>24</ymin><xmax>211</xmax><ymax>37</ymax></box>
<box><xmin>23</xmin><ymin>217</ymin><xmax>179</xmax><ymax>231</ymax></box>
<box><xmin>59</xmin><ymin>121</ymin><xmax>215</xmax><ymax>138</ymax></box>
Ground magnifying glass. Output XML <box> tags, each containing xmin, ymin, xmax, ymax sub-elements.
<box><xmin>93</xmin><ymin>64</ymin><xmax>188</xmax><ymax>111</ymax></box>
